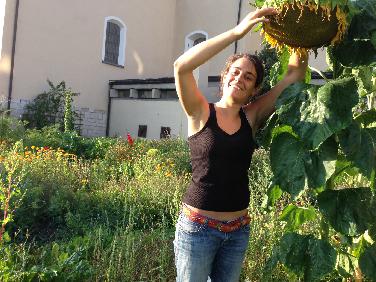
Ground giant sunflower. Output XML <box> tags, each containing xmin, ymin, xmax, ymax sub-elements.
<box><xmin>258</xmin><ymin>0</ymin><xmax>349</xmax><ymax>53</ymax></box>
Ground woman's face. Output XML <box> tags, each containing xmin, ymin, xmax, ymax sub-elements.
<box><xmin>222</xmin><ymin>57</ymin><xmax>257</xmax><ymax>104</ymax></box>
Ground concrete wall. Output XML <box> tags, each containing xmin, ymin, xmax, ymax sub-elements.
<box><xmin>109</xmin><ymin>99</ymin><xmax>187</xmax><ymax>140</ymax></box>
<box><xmin>8</xmin><ymin>0</ymin><xmax>176</xmax><ymax>111</ymax></box>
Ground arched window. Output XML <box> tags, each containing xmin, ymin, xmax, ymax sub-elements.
<box><xmin>102</xmin><ymin>17</ymin><xmax>126</xmax><ymax>67</ymax></box>
<box><xmin>185</xmin><ymin>31</ymin><xmax>208</xmax><ymax>51</ymax></box>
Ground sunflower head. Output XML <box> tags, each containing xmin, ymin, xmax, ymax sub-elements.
<box><xmin>261</xmin><ymin>0</ymin><xmax>348</xmax><ymax>54</ymax></box>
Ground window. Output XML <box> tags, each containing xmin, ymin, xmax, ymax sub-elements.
<box><xmin>160</xmin><ymin>127</ymin><xmax>171</xmax><ymax>139</ymax></box>
<box><xmin>102</xmin><ymin>17</ymin><xmax>126</xmax><ymax>67</ymax></box>
<box><xmin>104</xmin><ymin>22</ymin><xmax>120</xmax><ymax>64</ymax></box>
<box><xmin>185</xmin><ymin>31</ymin><xmax>208</xmax><ymax>51</ymax></box>
<box><xmin>193</xmin><ymin>37</ymin><xmax>206</xmax><ymax>46</ymax></box>
<box><xmin>138</xmin><ymin>125</ymin><xmax>147</xmax><ymax>138</ymax></box>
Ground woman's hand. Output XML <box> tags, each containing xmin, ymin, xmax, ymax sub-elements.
<box><xmin>285</xmin><ymin>51</ymin><xmax>309</xmax><ymax>83</ymax></box>
<box><xmin>233</xmin><ymin>7</ymin><xmax>278</xmax><ymax>39</ymax></box>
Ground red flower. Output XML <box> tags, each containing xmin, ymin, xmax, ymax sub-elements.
<box><xmin>127</xmin><ymin>133</ymin><xmax>134</xmax><ymax>146</ymax></box>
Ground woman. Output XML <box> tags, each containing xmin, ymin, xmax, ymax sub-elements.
<box><xmin>173</xmin><ymin>7</ymin><xmax>308</xmax><ymax>282</ymax></box>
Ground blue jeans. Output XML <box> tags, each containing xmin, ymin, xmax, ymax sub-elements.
<box><xmin>173</xmin><ymin>211</ymin><xmax>250</xmax><ymax>282</ymax></box>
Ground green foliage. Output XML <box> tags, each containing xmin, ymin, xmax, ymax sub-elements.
<box><xmin>0</xmin><ymin>237</ymin><xmax>93</xmax><ymax>281</ymax></box>
<box><xmin>275</xmin><ymin>78</ymin><xmax>359</xmax><ymax>149</ymax></box>
<box><xmin>22</xmin><ymin>125</ymin><xmax>117</xmax><ymax>159</ymax></box>
<box><xmin>22</xmin><ymin>80</ymin><xmax>79</xmax><ymax>131</ymax></box>
<box><xmin>257</xmin><ymin>43</ymin><xmax>279</xmax><ymax>93</ymax></box>
<box><xmin>64</xmin><ymin>89</ymin><xmax>75</xmax><ymax>132</ymax></box>
<box><xmin>279</xmin><ymin>204</ymin><xmax>317</xmax><ymax>231</ymax></box>
<box><xmin>359</xmin><ymin>244</ymin><xmax>376</xmax><ymax>281</ymax></box>
<box><xmin>318</xmin><ymin>188</ymin><xmax>375</xmax><ymax>236</ymax></box>
<box><xmin>22</xmin><ymin>80</ymin><xmax>66</xmax><ymax>129</ymax></box>
<box><xmin>265</xmin><ymin>233</ymin><xmax>337</xmax><ymax>281</ymax></box>
<box><xmin>0</xmin><ymin>111</ymin><xmax>26</xmax><ymax>142</ymax></box>
<box><xmin>3</xmin><ymin>131</ymin><xmax>369</xmax><ymax>280</ymax></box>
<box><xmin>0</xmin><ymin>142</ymin><xmax>27</xmax><ymax>243</ymax></box>
<box><xmin>332</xmin><ymin>0</ymin><xmax>376</xmax><ymax>67</ymax></box>
<box><xmin>270</xmin><ymin>132</ymin><xmax>306</xmax><ymax>197</ymax></box>
<box><xmin>269</xmin><ymin>48</ymin><xmax>290</xmax><ymax>88</ymax></box>
<box><xmin>261</xmin><ymin>0</ymin><xmax>376</xmax><ymax>279</ymax></box>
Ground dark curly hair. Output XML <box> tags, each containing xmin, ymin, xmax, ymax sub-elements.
<box><xmin>219</xmin><ymin>53</ymin><xmax>264</xmax><ymax>96</ymax></box>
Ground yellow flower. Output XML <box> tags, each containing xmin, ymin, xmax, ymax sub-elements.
<box><xmin>31</xmin><ymin>145</ymin><xmax>35</xmax><ymax>150</ymax></box>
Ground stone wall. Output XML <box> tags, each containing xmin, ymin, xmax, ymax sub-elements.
<box><xmin>6</xmin><ymin>98</ymin><xmax>107</xmax><ymax>137</ymax></box>
<box><xmin>78</xmin><ymin>108</ymin><xmax>107</xmax><ymax>137</ymax></box>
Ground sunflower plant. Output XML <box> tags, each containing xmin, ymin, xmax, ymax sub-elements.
<box><xmin>253</xmin><ymin>0</ymin><xmax>376</xmax><ymax>280</ymax></box>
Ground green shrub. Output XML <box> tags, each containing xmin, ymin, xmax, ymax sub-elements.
<box><xmin>0</xmin><ymin>111</ymin><xmax>26</xmax><ymax>142</ymax></box>
<box><xmin>22</xmin><ymin>80</ymin><xmax>67</xmax><ymax>129</ymax></box>
<box><xmin>23</xmin><ymin>125</ymin><xmax>117</xmax><ymax>159</ymax></box>
<box><xmin>0</xmin><ymin>237</ymin><xmax>94</xmax><ymax>281</ymax></box>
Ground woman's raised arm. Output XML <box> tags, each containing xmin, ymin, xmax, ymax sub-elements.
<box><xmin>173</xmin><ymin>8</ymin><xmax>278</xmax><ymax>119</ymax></box>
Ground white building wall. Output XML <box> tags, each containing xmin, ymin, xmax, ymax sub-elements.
<box><xmin>109</xmin><ymin>99</ymin><xmax>188</xmax><ymax>140</ymax></box>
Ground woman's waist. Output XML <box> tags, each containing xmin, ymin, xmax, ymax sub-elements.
<box><xmin>182</xmin><ymin>203</ymin><xmax>248</xmax><ymax>221</ymax></box>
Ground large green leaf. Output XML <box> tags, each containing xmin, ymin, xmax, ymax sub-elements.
<box><xmin>369</xmin><ymin>223</ymin><xmax>376</xmax><ymax>241</ymax></box>
<box><xmin>271</xmin><ymin>132</ymin><xmax>339</xmax><ymax>196</ymax></box>
<box><xmin>326</xmin><ymin>47</ymin><xmax>345</xmax><ymax>79</ymax></box>
<box><xmin>262</xmin><ymin>183</ymin><xmax>283</xmax><ymax>210</ymax></box>
<box><xmin>277</xmin><ymin>233</ymin><xmax>309</xmax><ymax>276</ymax></box>
<box><xmin>276</xmin><ymin>78</ymin><xmax>358</xmax><ymax>149</ymax></box>
<box><xmin>317</xmin><ymin>188</ymin><xmax>374</xmax><ymax>236</ymax></box>
<box><xmin>305</xmin><ymin>136</ymin><xmax>338</xmax><ymax>189</ymax></box>
<box><xmin>352</xmin><ymin>67</ymin><xmax>375</xmax><ymax>96</ymax></box>
<box><xmin>306</xmin><ymin>238</ymin><xmax>337</xmax><ymax>282</ymax></box>
<box><xmin>279</xmin><ymin>204</ymin><xmax>317</xmax><ymax>231</ymax></box>
<box><xmin>338</xmin><ymin>124</ymin><xmax>376</xmax><ymax>178</ymax></box>
<box><xmin>359</xmin><ymin>244</ymin><xmax>376</xmax><ymax>281</ymax></box>
<box><xmin>355</xmin><ymin>109</ymin><xmax>376</xmax><ymax>127</ymax></box>
<box><xmin>333</xmin><ymin>40</ymin><xmax>376</xmax><ymax>67</ymax></box>
<box><xmin>257</xmin><ymin>113</ymin><xmax>279</xmax><ymax>147</ymax></box>
<box><xmin>372</xmin><ymin>31</ymin><xmax>376</xmax><ymax>48</ymax></box>
<box><xmin>268</xmin><ymin>233</ymin><xmax>336</xmax><ymax>281</ymax></box>
<box><xmin>269</xmin><ymin>48</ymin><xmax>290</xmax><ymax>87</ymax></box>
<box><xmin>333</xmin><ymin>0</ymin><xmax>376</xmax><ymax>67</ymax></box>
<box><xmin>270</xmin><ymin>132</ymin><xmax>306</xmax><ymax>197</ymax></box>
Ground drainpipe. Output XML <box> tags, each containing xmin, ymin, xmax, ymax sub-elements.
<box><xmin>7</xmin><ymin>0</ymin><xmax>20</xmax><ymax>111</ymax></box>
<box><xmin>234</xmin><ymin>0</ymin><xmax>242</xmax><ymax>54</ymax></box>
<box><xmin>105</xmin><ymin>83</ymin><xmax>112</xmax><ymax>136</ymax></box>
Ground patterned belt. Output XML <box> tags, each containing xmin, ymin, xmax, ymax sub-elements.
<box><xmin>182</xmin><ymin>204</ymin><xmax>251</xmax><ymax>233</ymax></box>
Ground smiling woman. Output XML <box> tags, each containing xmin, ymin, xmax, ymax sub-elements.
<box><xmin>172</xmin><ymin>6</ymin><xmax>308</xmax><ymax>282</ymax></box>
<box><xmin>219</xmin><ymin>54</ymin><xmax>264</xmax><ymax>104</ymax></box>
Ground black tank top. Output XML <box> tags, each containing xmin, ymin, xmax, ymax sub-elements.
<box><xmin>183</xmin><ymin>103</ymin><xmax>258</xmax><ymax>212</ymax></box>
